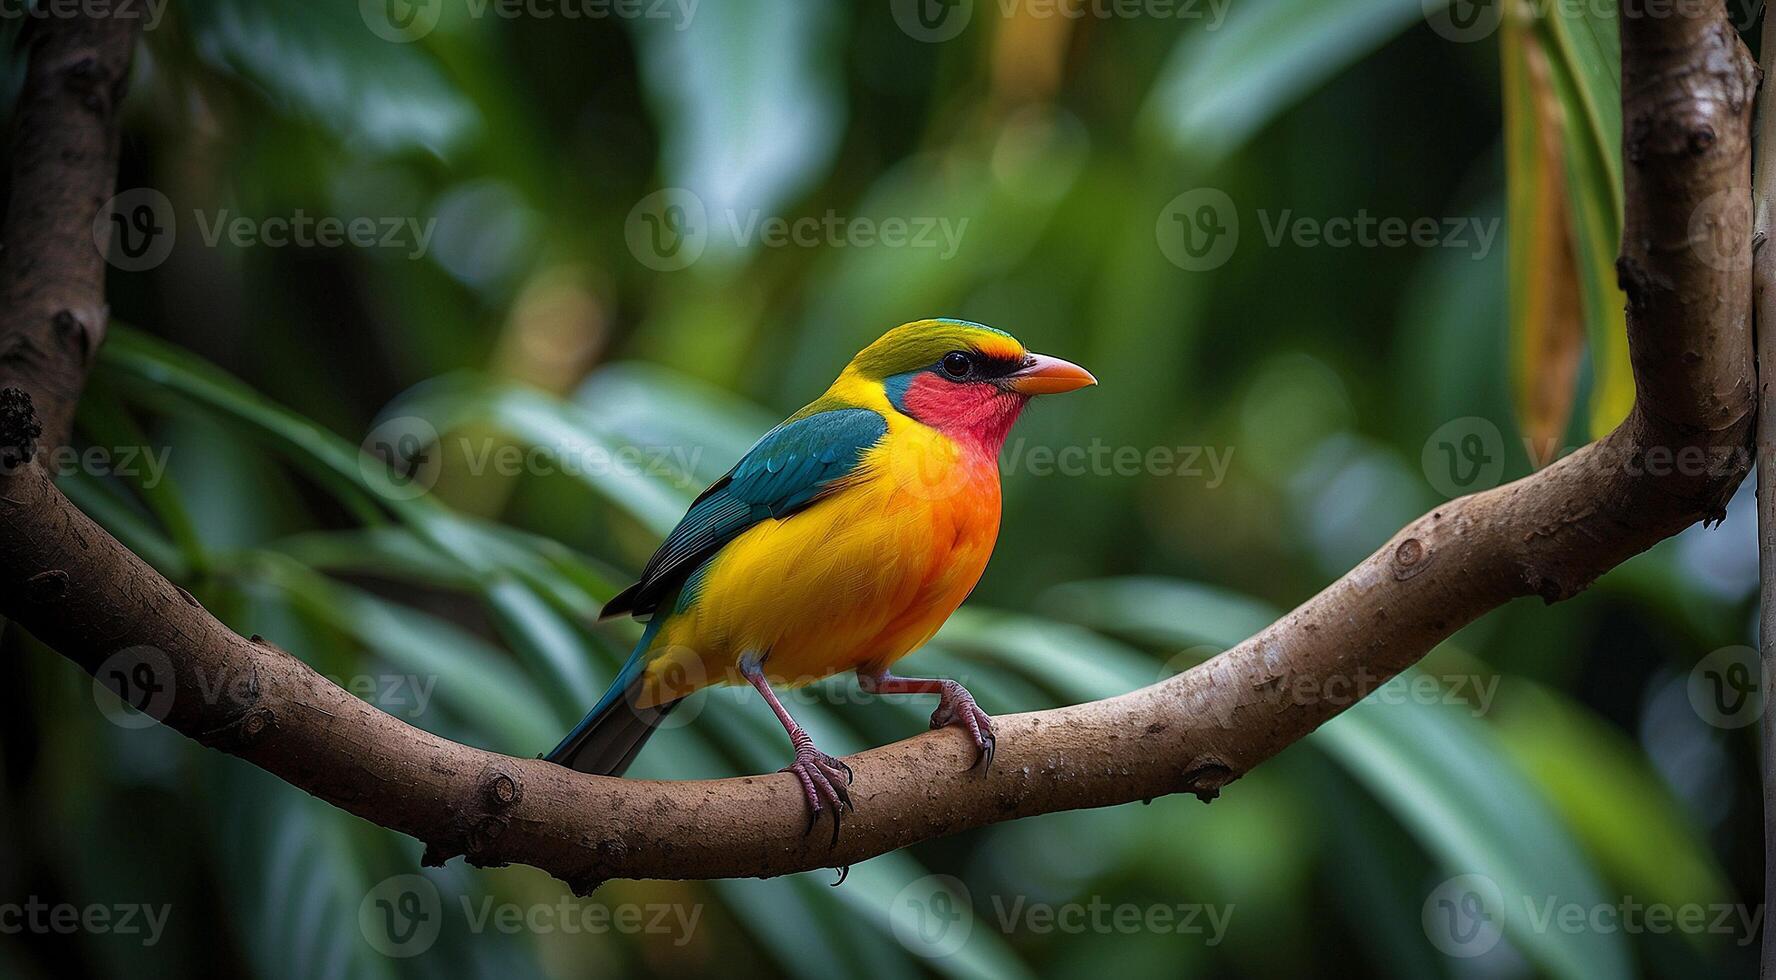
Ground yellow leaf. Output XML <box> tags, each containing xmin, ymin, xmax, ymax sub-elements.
<box><xmin>1504</xmin><ymin>6</ymin><xmax>1586</xmax><ymax>468</ymax></box>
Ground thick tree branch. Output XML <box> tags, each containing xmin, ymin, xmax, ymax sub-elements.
<box><xmin>0</xmin><ymin>1</ymin><xmax>1760</xmax><ymax>890</ymax></box>
<box><xmin>0</xmin><ymin>8</ymin><xmax>140</xmax><ymax>451</ymax></box>
<box><xmin>1749</xmin><ymin>8</ymin><xmax>1776</xmax><ymax>979</ymax></box>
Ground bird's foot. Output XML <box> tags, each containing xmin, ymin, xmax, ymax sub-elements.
<box><xmin>930</xmin><ymin>681</ymin><xmax>995</xmax><ymax>771</ymax></box>
<box><xmin>780</xmin><ymin>738</ymin><xmax>853</xmax><ymax>845</ymax></box>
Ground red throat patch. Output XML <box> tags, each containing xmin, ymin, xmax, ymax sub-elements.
<box><xmin>902</xmin><ymin>374</ymin><xmax>1028</xmax><ymax>455</ymax></box>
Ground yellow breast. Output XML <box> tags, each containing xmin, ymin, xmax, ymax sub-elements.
<box><xmin>643</xmin><ymin>414</ymin><xmax>1001</xmax><ymax>697</ymax></box>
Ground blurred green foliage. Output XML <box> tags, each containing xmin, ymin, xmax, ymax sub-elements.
<box><xmin>0</xmin><ymin>1</ymin><xmax>1764</xmax><ymax>977</ymax></box>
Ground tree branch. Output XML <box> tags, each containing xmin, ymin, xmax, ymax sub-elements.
<box><xmin>0</xmin><ymin>8</ymin><xmax>140</xmax><ymax>451</ymax></box>
<box><xmin>0</xmin><ymin>1</ymin><xmax>1760</xmax><ymax>891</ymax></box>
<box><xmin>1747</xmin><ymin>7</ymin><xmax>1776</xmax><ymax>978</ymax></box>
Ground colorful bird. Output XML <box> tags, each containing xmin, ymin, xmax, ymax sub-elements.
<box><xmin>545</xmin><ymin>318</ymin><xmax>1095</xmax><ymax>836</ymax></box>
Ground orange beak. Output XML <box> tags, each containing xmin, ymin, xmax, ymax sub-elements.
<box><xmin>1004</xmin><ymin>352</ymin><xmax>1097</xmax><ymax>395</ymax></box>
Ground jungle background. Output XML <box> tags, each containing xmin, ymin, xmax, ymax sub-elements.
<box><xmin>0</xmin><ymin>0</ymin><xmax>1765</xmax><ymax>977</ymax></box>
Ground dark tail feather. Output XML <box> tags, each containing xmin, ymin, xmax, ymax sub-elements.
<box><xmin>544</xmin><ymin>679</ymin><xmax>679</xmax><ymax>776</ymax></box>
<box><xmin>545</xmin><ymin>617</ymin><xmax>677</xmax><ymax>776</ymax></box>
<box><xmin>598</xmin><ymin>581</ymin><xmax>642</xmax><ymax>621</ymax></box>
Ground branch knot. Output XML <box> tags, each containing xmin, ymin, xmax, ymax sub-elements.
<box><xmin>0</xmin><ymin>387</ymin><xmax>42</xmax><ymax>473</ymax></box>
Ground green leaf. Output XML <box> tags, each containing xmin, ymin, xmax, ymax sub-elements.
<box><xmin>1491</xmin><ymin>680</ymin><xmax>1736</xmax><ymax>938</ymax></box>
<box><xmin>246</xmin><ymin>552</ymin><xmax>563</xmax><ymax>749</ymax></box>
<box><xmin>182</xmin><ymin>0</ymin><xmax>477</xmax><ymax>155</ymax></box>
<box><xmin>628</xmin><ymin>0</ymin><xmax>847</xmax><ymax>267</ymax></box>
<box><xmin>385</xmin><ymin>374</ymin><xmax>695</xmax><ymax>536</ymax></box>
<box><xmin>1503</xmin><ymin>8</ymin><xmax>1586</xmax><ymax>467</ymax></box>
<box><xmin>60</xmin><ymin>471</ymin><xmax>188</xmax><ymax>578</ymax></box>
<box><xmin>76</xmin><ymin>389</ymin><xmax>209</xmax><ymax>572</ymax></box>
<box><xmin>100</xmin><ymin>327</ymin><xmax>610</xmax><ymax>704</ymax></box>
<box><xmin>1535</xmin><ymin>0</ymin><xmax>1632</xmax><ymax>438</ymax></box>
<box><xmin>1037</xmin><ymin>577</ymin><xmax>1631</xmax><ymax>978</ymax></box>
<box><xmin>1140</xmin><ymin>0</ymin><xmax>1448</xmax><ymax>165</ymax></box>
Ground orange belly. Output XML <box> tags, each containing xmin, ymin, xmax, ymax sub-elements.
<box><xmin>637</xmin><ymin>424</ymin><xmax>1001</xmax><ymax>704</ymax></box>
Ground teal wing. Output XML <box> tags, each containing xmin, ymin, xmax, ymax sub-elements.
<box><xmin>601</xmin><ymin>407</ymin><xmax>888</xmax><ymax>619</ymax></box>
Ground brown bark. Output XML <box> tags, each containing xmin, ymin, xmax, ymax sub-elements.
<box><xmin>1749</xmin><ymin>8</ymin><xmax>1776</xmax><ymax>979</ymax></box>
<box><xmin>0</xmin><ymin>9</ymin><xmax>140</xmax><ymax>451</ymax></box>
<box><xmin>0</xmin><ymin>1</ymin><xmax>1761</xmax><ymax>891</ymax></box>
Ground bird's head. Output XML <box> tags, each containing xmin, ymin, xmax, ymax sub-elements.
<box><xmin>840</xmin><ymin>318</ymin><xmax>1096</xmax><ymax>453</ymax></box>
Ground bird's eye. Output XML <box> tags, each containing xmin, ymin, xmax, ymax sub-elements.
<box><xmin>941</xmin><ymin>351</ymin><xmax>972</xmax><ymax>379</ymax></box>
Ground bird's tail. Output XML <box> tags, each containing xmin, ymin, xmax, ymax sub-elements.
<box><xmin>544</xmin><ymin>618</ymin><xmax>680</xmax><ymax>776</ymax></box>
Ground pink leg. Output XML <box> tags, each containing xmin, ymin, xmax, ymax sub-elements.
<box><xmin>858</xmin><ymin>669</ymin><xmax>995</xmax><ymax>770</ymax></box>
<box><xmin>740</xmin><ymin>657</ymin><xmax>853</xmax><ymax>843</ymax></box>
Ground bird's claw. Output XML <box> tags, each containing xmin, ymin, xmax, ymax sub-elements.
<box><xmin>781</xmin><ymin>746</ymin><xmax>854</xmax><ymax>845</ymax></box>
<box><xmin>930</xmin><ymin>684</ymin><xmax>996</xmax><ymax>772</ymax></box>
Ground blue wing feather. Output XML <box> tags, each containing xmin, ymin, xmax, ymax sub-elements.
<box><xmin>600</xmin><ymin>407</ymin><xmax>887</xmax><ymax>619</ymax></box>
